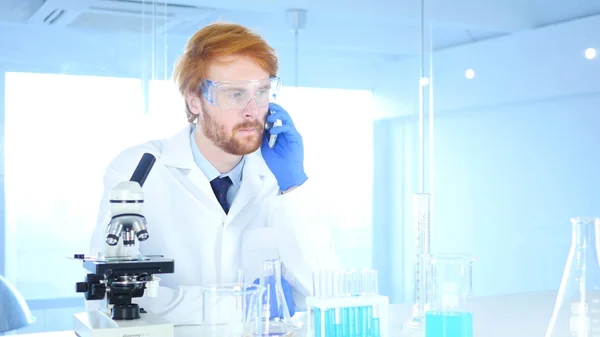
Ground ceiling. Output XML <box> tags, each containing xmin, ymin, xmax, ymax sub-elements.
<box><xmin>0</xmin><ymin>0</ymin><xmax>599</xmax><ymax>57</ymax></box>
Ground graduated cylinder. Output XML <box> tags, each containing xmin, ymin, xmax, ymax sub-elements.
<box><xmin>406</xmin><ymin>193</ymin><xmax>432</xmax><ymax>331</ymax></box>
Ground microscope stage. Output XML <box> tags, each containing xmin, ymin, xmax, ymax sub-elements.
<box><xmin>74</xmin><ymin>310</ymin><xmax>173</xmax><ymax>337</ymax></box>
<box><xmin>81</xmin><ymin>255</ymin><xmax>175</xmax><ymax>276</ymax></box>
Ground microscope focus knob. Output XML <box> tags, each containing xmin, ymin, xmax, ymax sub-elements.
<box><xmin>76</xmin><ymin>282</ymin><xmax>88</xmax><ymax>293</ymax></box>
<box><xmin>76</xmin><ymin>274</ymin><xmax>106</xmax><ymax>301</ymax></box>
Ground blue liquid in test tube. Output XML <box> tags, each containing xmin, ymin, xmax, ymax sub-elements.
<box><xmin>313</xmin><ymin>307</ymin><xmax>322</xmax><ymax>337</ymax></box>
<box><xmin>312</xmin><ymin>269</ymin><xmax>383</xmax><ymax>337</ymax></box>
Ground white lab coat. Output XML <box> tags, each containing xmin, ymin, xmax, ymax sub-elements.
<box><xmin>87</xmin><ymin>125</ymin><xmax>338</xmax><ymax>325</ymax></box>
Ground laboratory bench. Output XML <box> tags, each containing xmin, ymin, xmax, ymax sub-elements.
<box><xmin>12</xmin><ymin>290</ymin><xmax>556</xmax><ymax>337</ymax></box>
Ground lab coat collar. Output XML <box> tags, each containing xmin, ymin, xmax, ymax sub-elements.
<box><xmin>160</xmin><ymin>124</ymin><xmax>197</xmax><ymax>169</ymax></box>
<box><xmin>189</xmin><ymin>124</ymin><xmax>245</xmax><ymax>188</ymax></box>
<box><xmin>227</xmin><ymin>154</ymin><xmax>268</xmax><ymax>217</ymax></box>
<box><xmin>159</xmin><ymin>124</ymin><xmax>272</xmax><ymax>218</ymax></box>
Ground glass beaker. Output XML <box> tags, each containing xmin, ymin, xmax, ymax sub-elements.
<box><xmin>202</xmin><ymin>283</ymin><xmax>266</xmax><ymax>337</ymax></box>
<box><xmin>546</xmin><ymin>217</ymin><xmax>600</xmax><ymax>337</ymax></box>
<box><xmin>423</xmin><ymin>254</ymin><xmax>475</xmax><ymax>337</ymax></box>
<box><xmin>258</xmin><ymin>258</ymin><xmax>295</xmax><ymax>336</ymax></box>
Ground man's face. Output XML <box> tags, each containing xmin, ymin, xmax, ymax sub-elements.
<box><xmin>188</xmin><ymin>55</ymin><xmax>270</xmax><ymax>155</ymax></box>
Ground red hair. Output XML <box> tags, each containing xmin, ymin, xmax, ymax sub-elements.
<box><xmin>173</xmin><ymin>23</ymin><xmax>278</xmax><ymax>122</ymax></box>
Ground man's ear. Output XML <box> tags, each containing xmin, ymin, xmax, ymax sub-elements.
<box><xmin>185</xmin><ymin>92</ymin><xmax>202</xmax><ymax>117</ymax></box>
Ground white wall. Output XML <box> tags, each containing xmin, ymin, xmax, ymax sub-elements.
<box><xmin>373</xmin><ymin>14</ymin><xmax>600</xmax><ymax>117</ymax></box>
<box><xmin>385</xmin><ymin>14</ymin><xmax>600</xmax><ymax>297</ymax></box>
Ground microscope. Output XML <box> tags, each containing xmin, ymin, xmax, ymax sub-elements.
<box><xmin>72</xmin><ymin>153</ymin><xmax>175</xmax><ymax>337</ymax></box>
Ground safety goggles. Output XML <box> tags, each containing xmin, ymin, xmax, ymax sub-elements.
<box><xmin>201</xmin><ymin>77</ymin><xmax>282</xmax><ymax>110</ymax></box>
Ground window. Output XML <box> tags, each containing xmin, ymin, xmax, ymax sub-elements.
<box><xmin>4</xmin><ymin>74</ymin><xmax>374</xmax><ymax>302</ymax></box>
<box><xmin>274</xmin><ymin>87</ymin><xmax>374</xmax><ymax>268</ymax></box>
<box><xmin>3</xmin><ymin>73</ymin><xmax>182</xmax><ymax>299</ymax></box>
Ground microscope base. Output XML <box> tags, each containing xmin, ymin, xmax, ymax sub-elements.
<box><xmin>73</xmin><ymin>310</ymin><xmax>174</xmax><ymax>337</ymax></box>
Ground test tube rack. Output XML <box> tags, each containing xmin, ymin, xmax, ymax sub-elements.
<box><xmin>306</xmin><ymin>295</ymin><xmax>389</xmax><ymax>337</ymax></box>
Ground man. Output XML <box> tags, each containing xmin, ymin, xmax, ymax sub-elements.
<box><xmin>88</xmin><ymin>22</ymin><xmax>338</xmax><ymax>325</ymax></box>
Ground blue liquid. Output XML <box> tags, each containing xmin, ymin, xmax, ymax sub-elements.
<box><xmin>425</xmin><ymin>311</ymin><xmax>473</xmax><ymax>337</ymax></box>
<box><xmin>313</xmin><ymin>306</ymin><xmax>380</xmax><ymax>337</ymax></box>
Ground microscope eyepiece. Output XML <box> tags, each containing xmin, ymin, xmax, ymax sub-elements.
<box><xmin>129</xmin><ymin>153</ymin><xmax>156</xmax><ymax>187</ymax></box>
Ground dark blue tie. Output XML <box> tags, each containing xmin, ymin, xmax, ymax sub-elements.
<box><xmin>210</xmin><ymin>176</ymin><xmax>233</xmax><ymax>213</ymax></box>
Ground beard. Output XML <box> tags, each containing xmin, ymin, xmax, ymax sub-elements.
<box><xmin>199</xmin><ymin>107</ymin><xmax>265</xmax><ymax>156</ymax></box>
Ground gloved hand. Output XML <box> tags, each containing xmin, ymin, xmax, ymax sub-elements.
<box><xmin>253</xmin><ymin>275</ymin><xmax>296</xmax><ymax>318</ymax></box>
<box><xmin>261</xmin><ymin>103</ymin><xmax>308</xmax><ymax>192</ymax></box>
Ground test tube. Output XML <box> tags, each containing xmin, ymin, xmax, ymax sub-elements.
<box><xmin>312</xmin><ymin>270</ymin><xmax>338</xmax><ymax>336</ymax></box>
<box><xmin>360</xmin><ymin>269</ymin><xmax>379</xmax><ymax>295</ymax></box>
<box><xmin>359</xmin><ymin>269</ymin><xmax>378</xmax><ymax>336</ymax></box>
<box><xmin>312</xmin><ymin>270</ymin><xmax>324</xmax><ymax>298</ymax></box>
<box><xmin>310</xmin><ymin>269</ymin><xmax>385</xmax><ymax>337</ymax></box>
<box><xmin>332</xmin><ymin>270</ymin><xmax>344</xmax><ymax>297</ymax></box>
<box><xmin>423</xmin><ymin>254</ymin><xmax>475</xmax><ymax>337</ymax></box>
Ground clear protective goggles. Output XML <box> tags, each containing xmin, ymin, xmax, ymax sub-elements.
<box><xmin>201</xmin><ymin>76</ymin><xmax>282</xmax><ymax>110</ymax></box>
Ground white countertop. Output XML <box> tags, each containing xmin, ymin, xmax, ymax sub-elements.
<box><xmin>13</xmin><ymin>290</ymin><xmax>557</xmax><ymax>337</ymax></box>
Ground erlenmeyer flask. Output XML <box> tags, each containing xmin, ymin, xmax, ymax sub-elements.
<box><xmin>546</xmin><ymin>217</ymin><xmax>600</xmax><ymax>337</ymax></box>
<box><xmin>259</xmin><ymin>258</ymin><xmax>294</xmax><ymax>336</ymax></box>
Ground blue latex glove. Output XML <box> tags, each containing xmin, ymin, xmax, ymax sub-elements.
<box><xmin>253</xmin><ymin>276</ymin><xmax>296</xmax><ymax>318</ymax></box>
<box><xmin>261</xmin><ymin>103</ymin><xmax>308</xmax><ymax>191</ymax></box>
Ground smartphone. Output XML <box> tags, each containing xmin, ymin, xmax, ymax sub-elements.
<box><xmin>264</xmin><ymin>110</ymin><xmax>282</xmax><ymax>148</ymax></box>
